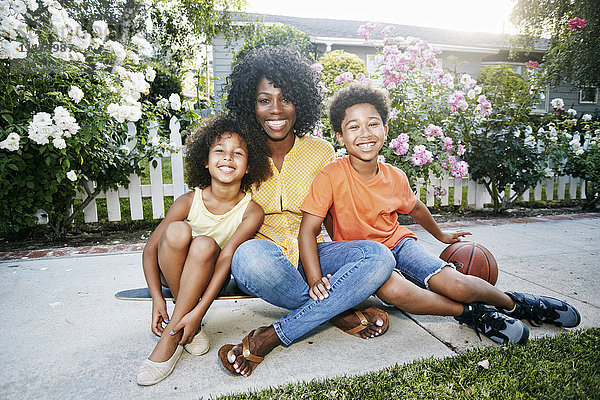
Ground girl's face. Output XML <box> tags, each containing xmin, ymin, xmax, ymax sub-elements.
<box><xmin>206</xmin><ymin>132</ymin><xmax>248</xmax><ymax>186</ymax></box>
<box><xmin>255</xmin><ymin>77</ymin><xmax>297</xmax><ymax>142</ymax></box>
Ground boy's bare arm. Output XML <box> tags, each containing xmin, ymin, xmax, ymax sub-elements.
<box><xmin>299</xmin><ymin>212</ymin><xmax>332</xmax><ymax>300</ymax></box>
<box><xmin>408</xmin><ymin>199</ymin><xmax>471</xmax><ymax>244</ymax></box>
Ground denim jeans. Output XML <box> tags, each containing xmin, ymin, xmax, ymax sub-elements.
<box><xmin>391</xmin><ymin>237</ymin><xmax>452</xmax><ymax>290</ymax></box>
<box><xmin>231</xmin><ymin>239</ymin><xmax>395</xmax><ymax>345</ymax></box>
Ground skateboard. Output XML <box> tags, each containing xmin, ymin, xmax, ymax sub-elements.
<box><xmin>114</xmin><ymin>279</ymin><xmax>255</xmax><ymax>301</ymax></box>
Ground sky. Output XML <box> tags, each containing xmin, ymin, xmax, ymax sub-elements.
<box><xmin>245</xmin><ymin>0</ymin><xmax>517</xmax><ymax>34</ymax></box>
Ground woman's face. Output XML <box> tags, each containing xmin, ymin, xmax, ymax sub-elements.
<box><xmin>255</xmin><ymin>77</ymin><xmax>296</xmax><ymax>142</ymax></box>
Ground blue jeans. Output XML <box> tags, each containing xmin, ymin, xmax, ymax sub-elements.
<box><xmin>392</xmin><ymin>237</ymin><xmax>452</xmax><ymax>290</ymax></box>
<box><xmin>231</xmin><ymin>239</ymin><xmax>395</xmax><ymax>345</ymax></box>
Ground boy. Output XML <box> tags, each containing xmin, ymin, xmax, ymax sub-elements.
<box><xmin>298</xmin><ymin>82</ymin><xmax>580</xmax><ymax>344</ymax></box>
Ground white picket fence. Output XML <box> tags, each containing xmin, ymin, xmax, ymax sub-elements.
<box><xmin>75</xmin><ymin>118</ymin><xmax>586</xmax><ymax>223</ymax></box>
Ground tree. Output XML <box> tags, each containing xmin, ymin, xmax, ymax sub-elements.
<box><xmin>233</xmin><ymin>24</ymin><xmax>316</xmax><ymax>65</ymax></box>
<box><xmin>510</xmin><ymin>0</ymin><xmax>600</xmax><ymax>88</ymax></box>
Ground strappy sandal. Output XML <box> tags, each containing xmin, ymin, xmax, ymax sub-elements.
<box><xmin>331</xmin><ymin>307</ymin><xmax>389</xmax><ymax>338</ymax></box>
<box><xmin>218</xmin><ymin>331</ymin><xmax>264</xmax><ymax>376</ymax></box>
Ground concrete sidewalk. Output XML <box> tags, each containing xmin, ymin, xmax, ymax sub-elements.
<box><xmin>1</xmin><ymin>215</ymin><xmax>598</xmax><ymax>399</ymax></box>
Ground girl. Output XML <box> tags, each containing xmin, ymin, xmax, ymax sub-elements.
<box><xmin>137</xmin><ymin>113</ymin><xmax>270</xmax><ymax>385</ymax></box>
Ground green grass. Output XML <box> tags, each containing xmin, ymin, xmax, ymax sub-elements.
<box><xmin>216</xmin><ymin>329</ymin><xmax>600</xmax><ymax>400</ymax></box>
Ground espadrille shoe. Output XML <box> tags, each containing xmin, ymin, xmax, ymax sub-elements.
<box><xmin>184</xmin><ymin>329</ymin><xmax>210</xmax><ymax>355</ymax></box>
<box><xmin>136</xmin><ymin>345</ymin><xmax>184</xmax><ymax>386</ymax></box>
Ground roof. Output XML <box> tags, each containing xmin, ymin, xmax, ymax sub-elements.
<box><xmin>236</xmin><ymin>13</ymin><xmax>547</xmax><ymax>52</ymax></box>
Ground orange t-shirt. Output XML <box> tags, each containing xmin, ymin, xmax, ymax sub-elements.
<box><xmin>301</xmin><ymin>156</ymin><xmax>417</xmax><ymax>249</ymax></box>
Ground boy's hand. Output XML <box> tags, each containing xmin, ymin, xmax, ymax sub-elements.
<box><xmin>151</xmin><ymin>297</ymin><xmax>170</xmax><ymax>337</ymax></box>
<box><xmin>170</xmin><ymin>312</ymin><xmax>202</xmax><ymax>345</ymax></box>
<box><xmin>309</xmin><ymin>274</ymin><xmax>332</xmax><ymax>301</ymax></box>
<box><xmin>439</xmin><ymin>230</ymin><xmax>471</xmax><ymax>244</ymax></box>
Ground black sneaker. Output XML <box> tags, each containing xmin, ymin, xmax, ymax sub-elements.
<box><xmin>504</xmin><ymin>292</ymin><xmax>581</xmax><ymax>328</ymax></box>
<box><xmin>454</xmin><ymin>303</ymin><xmax>529</xmax><ymax>345</ymax></box>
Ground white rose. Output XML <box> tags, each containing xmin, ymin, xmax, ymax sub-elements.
<box><xmin>92</xmin><ymin>20</ymin><xmax>109</xmax><ymax>39</ymax></box>
<box><xmin>145</xmin><ymin>66</ymin><xmax>156</xmax><ymax>82</ymax></box>
<box><xmin>582</xmin><ymin>114</ymin><xmax>592</xmax><ymax>121</ymax></box>
<box><xmin>169</xmin><ymin>93</ymin><xmax>181</xmax><ymax>111</ymax></box>
<box><xmin>53</xmin><ymin>137</ymin><xmax>66</xmax><ymax>149</ymax></box>
<box><xmin>68</xmin><ymin>85</ymin><xmax>84</xmax><ymax>103</ymax></box>
<box><xmin>66</xmin><ymin>170</ymin><xmax>77</xmax><ymax>181</ymax></box>
<box><xmin>0</xmin><ymin>132</ymin><xmax>20</xmax><ymax>151</ymax></box>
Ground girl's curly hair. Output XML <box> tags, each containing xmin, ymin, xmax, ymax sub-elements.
<box><xmin>328</xmin><ymin>82</ymin><xmax>391</xmax><ymax>134</ymax></box>
<box><xmin>185</xmin><ymin>113</ymin><xmax>271</xmax><ymax>192</ymax></box>
<box><xmin>225</xmin><ymin>45</ymin><xmax>322</xmax><ymax>137</ymax></box>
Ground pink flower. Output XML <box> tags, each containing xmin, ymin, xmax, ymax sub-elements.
<box><xmin>451</xmin><ymin>160</ymin><xmax>469</xmax><ymax>178</ymax></box>
<box><xmin>567</xmin><ymin>17</ymin><xmax>587</xmax><ymax>31</ymax></box>
<box><xmin>448</xmin><ymin>91</ymin><xmax>468</xmax><ymax>112</ymax></box>
<box><xmin>378</xmin><ymin>154</ymin><xmax>386</xmax><ymax>163</ymax></box>
<box><xmin>389</xmin><ymin>136</ymin><xmax>409</xmax><ymax>155</ymax></box>
<box><xmin>312</xmin><ymin>121</ymin><xmax>323</xmax><ymax>138</ymax></box>
<box><xmin>476</xmin><ymin>94</ymin><xmax>492</xmax><ymax>116</ymax></box>
<box><xmin>381</xmin><ymin>25</ymin><xmax>394</xmax><ymax>39</ymax></box>
<box><xmin>444</xmin><ymin>137</ymin><xmax>453</xmax><ymax>152</ymax></box>
<box><xmin>357</xmin><ymin>22</ymin><xmax>382</xmax><ymax>41</ymax></box>
<box><xmin>434</xmin><ymin>188</ymin><xmax>447</xmax><ymax>200</ymax></box>
<box><xmin>317</xmin><ymin>81</ymin><xmax>329</xmax><ymax>94</ymax></box>
<box><xmin>411</xmin><ymin>145</ymin><xmax>433</xmax><ymax>166</ymax></box>
<box><xmin>334</xmin><ymin>71</ymin><xmax>354</xmax><ymax>85</ymax></box>
<box><xmin>356</xmin><ymin>72</ymin><xmax>371</xmax><ymax>85</ymax></box>
<box><xmin>310</xmin><ymin>63</ymin><xmax>323</xmax><ymax>73</ymax></box>
<box><xmin>525</xmin><ymin>60</ymin><xmax>539</xmax><ymax>69</ymax></box>
<box><xmin>424</xmin><ymin>124</ymin><xmax>443</xmax><ymax>140</ymax></box>
<box><xmin>457</xmin><ymin>143</ymin><xmax>465</xmax><ymax>156</ymax></box>
<box><xmin>389</xmin><ymin>108</ymin><xmax>399</xmax><ymax>121</ymax></box>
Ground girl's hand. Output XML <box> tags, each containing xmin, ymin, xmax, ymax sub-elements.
<box><xmin>439</xmin><ymin>230</ymin><xmax>471</xmax><ymax>244</ymax></box>
<box><xmin>151</xmin><ymin>298</ymin><xmax>169</xmax><ymax>337</ymax></box>
<box><xmin>170</xmin><ymin>312</ymin><xmax>202</xmax><ymax>345</ymax></box>
<box><xmin>309</xmin><ymin>274</ymin><xmax>332</xmax><ymax>301</ymax></box>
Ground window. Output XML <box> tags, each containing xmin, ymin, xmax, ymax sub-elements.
<box><xmin>580</xmin><ymin>87</ymin><xmax>598</xmax><ymax>104</ymax></box>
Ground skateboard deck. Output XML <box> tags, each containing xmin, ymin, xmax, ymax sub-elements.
<box><xmin>115</xmin><ymin>279</ymin><xmax>255</xmax><ymax>301</ymax></box>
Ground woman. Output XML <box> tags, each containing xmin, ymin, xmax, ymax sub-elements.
<box><xmin>219</xmin><ymin>46</ymin><xmax>395</xmax><ymax>377</ymax></box>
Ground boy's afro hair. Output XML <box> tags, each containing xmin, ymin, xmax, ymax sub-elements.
<box><xmin>225</xmin><ymin>45</ymin><xmax>322</xmax><ymax>137</ymax></box>
<box><xmin>185</xmin><ymin>112</ymin><xmax>271</xmax><ymax>192</ymax></box>
<box><xmin>328</xmin><ymin>82</ymin><xmax>391</xmax><ymax>134</ymax></box>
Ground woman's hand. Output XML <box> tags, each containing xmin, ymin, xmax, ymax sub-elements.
<box><xmin>438</xmin><ymin>230</ymin><xmax>471</xmax><ymax>244</ymax></box>
<box><xmin>151</xmin><ymin>297</ymin><xmax>169</xmax><ymax>337</ymax></box>
<box><xmin>170</xmin><ymin>312</ymin><xmax>202</xmax><ymax>345</ymax></box>
<box><xmin>308</xmin><ymin>274</ymin><xmax>332</xmax><ymax>301</ymax></box>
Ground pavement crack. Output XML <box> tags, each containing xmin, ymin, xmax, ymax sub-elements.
<box><xmin>400</xmin><ymin>310</ymin><xmax>461</xmax><ymax>354</ymax></box>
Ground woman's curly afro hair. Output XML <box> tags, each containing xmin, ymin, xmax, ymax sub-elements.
<box><xmin>225</xmin><ymin>45</ymin><xmax>322</xmax><ymax>137</ymax></box>
<box><xmin>185</xmin><ymin>112</ymin><xmax>271</xmax><ymax>192</ymax></box>
<box><xmin>329</xmin><ymin>82</ymin><xmax>391</xmax><ymax>134</ymax></box>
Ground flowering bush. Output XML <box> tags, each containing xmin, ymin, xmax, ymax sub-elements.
<box><xmin>0</xmin><ymin>0</ymin><xmax>197</xmax><ymax>237</ymax></box>
<box><xmin>462</xmin><ymin>64</ymin><xmax>550</xmax><ymax>212</ymax></box>
<box><xmin>315</xmin><ymin>24</ymin><xmax>490</xmax><ymax>198</ymax></box>
<box><xmin>535</xmin><ymin>106</ymin><xmax>600</xmax><ymax>209</ymax></box>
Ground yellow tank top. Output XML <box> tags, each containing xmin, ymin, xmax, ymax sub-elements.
<box><xmin>185</xmin><ymin>188</ymin><xmax>252</xmax><ymax>249</ymax></box>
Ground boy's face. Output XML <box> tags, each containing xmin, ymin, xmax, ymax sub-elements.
<box><xmin>336</xmin><ymin>103</ymin><xmax>388</xmax><ymax>163</ymax></box>
<box><xmin>206</xmin><ymin>132</ymin><xmax>248</xmax><ymax>186</ymax></box>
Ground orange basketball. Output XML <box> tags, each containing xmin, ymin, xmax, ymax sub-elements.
<box><xmin>439</xmin><ymin>241</ymin><xmax>498</xmax><ymax>285</ymax></box>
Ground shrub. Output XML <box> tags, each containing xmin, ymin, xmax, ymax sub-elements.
<box><xmin>317</xmin><ymin>50</ymin><xmax>367</xmax><ymax>89</ymax></box>
<box><xmin>464</xmin><ymin>64</ymin><xmax>547</xmax><ymax>212</ymax></box>
<box><xmin>0</xmin><ymin>1</ymin><xmax>197</xmax><ymax>238</ymax></box>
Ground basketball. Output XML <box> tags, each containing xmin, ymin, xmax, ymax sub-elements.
<box><xmin>439</xmin><ymin>241</ymin><xmax>498</xmax><ymax>285</ymax></box>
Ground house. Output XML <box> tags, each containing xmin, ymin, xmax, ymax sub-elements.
<box><xmin>212</xmin><ymin>13</ymin><xmax>599</xmax><ymax>116</ymax></box>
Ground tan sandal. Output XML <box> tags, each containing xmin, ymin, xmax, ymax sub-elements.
<box><xmin>331</xmin><ymin>307</ymin><xmax>389</xmax><ymax>338</ymax></box>
<box><xmin>218</xmin><ymin>331</ymin><xmax>264</xmax><ymax>376</ymax></box>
